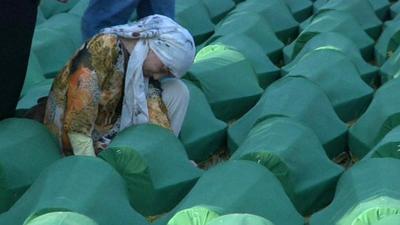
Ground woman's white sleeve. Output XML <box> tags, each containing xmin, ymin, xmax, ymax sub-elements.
<box><xmin>68</xmin><ymin>132</ymin><xmax>96</xmax><ymax>156</ymax></box>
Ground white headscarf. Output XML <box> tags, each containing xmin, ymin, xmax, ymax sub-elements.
<box><xmin>101</xmin><ymin>15</ymin><xmax>195</xmax><ymax>131</ymax></box>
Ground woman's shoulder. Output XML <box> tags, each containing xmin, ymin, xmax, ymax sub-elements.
<box><xmin>87</xmin><ymin>33</ymin><xmax>120</xmax><ymax>50</ymax></box>
<box><xmin>85</xmin><ymin>33</ymin><xmax>127</xmax><ymax>62</ymax></box>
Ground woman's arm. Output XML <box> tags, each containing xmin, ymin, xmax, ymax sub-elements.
<box><xmin>64</xmin><ymin>67</ymin><xmax>100</xmax><ymax>156</ymax></box>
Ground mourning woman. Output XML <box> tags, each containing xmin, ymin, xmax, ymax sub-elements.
<box><xmin>44</xmin><ymin>15</ymin><xmax>195</xmax><ymax>156</ymax></box>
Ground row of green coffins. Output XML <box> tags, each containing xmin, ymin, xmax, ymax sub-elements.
<box><xmin>191</xmin><ymin>42</ymin><xmax>374</xmax><ymax>159</ymax></box>
<box><xmin>311</xmin><ymin>158</ymin><xmax>400</xmax><ymax>225</ymax></box>
<box><xmin>0</xmin><ymin>119</ymin><xmax>202</xmax><ymax>217</ymax></box>
<box><xmin>391</xmin><ymin>1</ymin><xmax>400</xmax><ymax>18</ymax></box>
<box><xmin>284</xmin><ymin>10</ymin><xmax>375</xmax><ymax>64</ymax></box>
<box><xmin>306</xmin><ymin>0</ymin><xmax>383</xmax><ymax>40</ymax></box>
<box><xmin>313</xmin><ymin>0</ymin><xmax>391</xmax><ymax>21</ymax></box>
<box><xmin>226</xmin><ymin>35</ymin><xmax>400</xmax><ymax>162</ymax></box>
<box><xmin>349</xmin><ymin>78</ymin><xmax>400</xmax><ymax>160</ymax></box>
<box><xmin>282</xmin><ymin>32</ymin><xmax>378</xmax><ymax>85</ymax></box>
<box><xmin>375</xmin><ymin>14</ymin><xmax>400</xmax><ymax>83</ymax></box>
<box><xmin>229</xmin><ymin>75</ymin><xmax>347</xmax><ymax>158</ymax></box>
<box><xmin>3</xmin><ymin>118</ymin><xmax>400</xmax><ymax>224</ymax></box>
<box><xmin>287</xmin><ymin>0</ymin><xmax>400</xmax><ymax>76</ymax></box>
<box><xmin>0</xmin><ymin>119</ymin><xmax>310</xmax><ymax>223</ymax></box>
<box><xmin>0</xmin><ymin>118</ymin><xmax>313</xmax><ymax>223</ymax></box>
<box><xmin>186</xmin><ymin>30</ymin><xmax>376</xmax><ymax>124</ymax></box>
<box><xmin>3</xmin><ymin>140</ymin><xmax>400</xmax><ymax>224</ymax></box>
<box><xmin>0</xmin><ymin>156</ymin><xmax>149</xmax><ymax>225</ymax></box>
<box><xmin>158</xmin><ymin>158</ymin><xmax>400</xmax><ymax>225</ymax></box>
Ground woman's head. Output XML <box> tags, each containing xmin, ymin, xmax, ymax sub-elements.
<box><xmin>102</xmin><ymin>15</ymin><xmax>196</xmax><ymax>79</ymax></box>
<box><xmin>142</xmin><ymin>50</ymin><xmax>171</xmax><ymax>80</ymax></box>
<box><xmin>101</xmin><ymin>15</ymin><xmax>195</xmax><ymax>130</ymax></box>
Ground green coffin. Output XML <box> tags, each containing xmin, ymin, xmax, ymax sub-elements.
<box><xmin>155</xmin><ymin>160</ymin><xmax>304</xmax><ymax>225</ymax></box>
<box><xmin>311</xmin><ymin>158</ymin><xmax>400</xmax><ymax>225</ymax></box>
<box><xmin>231</xmin><ymin>117</ymin><xmax>343</xmax><ymax>215</ymax></box>
<box><xmin>349</xmin><ymin>78</ymin><xmax>400</xmax><ymax>159</ymax></box>
<box><xmin>100</xmin><ymin>124</ymin><xmax>202</xmax><ymax>216</ymax></box>
<box><xmin>375</xmin><ymin>17</ymin><xmax>400</xmax><ymax>66</ymax></box>
<box><xmin>175</xmin><ymin>0</ymin><xmax>215</xmax><ymax>45</ymax></box>
<box><xmin>285</xmin><ymin>49</ymin><xmax>373</xmax><ymax>122</ymax></box>
<box><xmin>380</xmin><ymin>47</ymin><xmax>400</xmax><ymax>84</ymax></box>
<box><xmin>210</xmin><ymin>34</ymin><xmax>281</xmax><ymax>89</ymax></box>
<box><xmin>0</xmin><ymin>118</ymin><xmax>61</xmax><ymax>213</ymax></box>
<box><xmin>205</xmin><ymin>11</ymin><xmax>284</xmax><ymax>64</ymax></box>
<box><xmin>283</xmin><ymin>10</ymin><xmax>375</xmax><ymax>63</ymax></box>
<box><xmin>317</xmin><ymin>0</ymin><xmax>382</xmax><ymax>39</ymax></box>
<box><xmin>179</xmin><ymin>80</ymin><xmax>227</xmax><ymax>162</ymax></box>
<box><xmin>228</xmin><ymin>76</ymin><xmax>348</xmax><ymax>159</ymax></box>
<box><xmin>282</xmin><ymin>32</ymin><xmax>378</xmax><ymax>86</ymax></box>
<box><xmin>230</xmin><ymin>0</ymin><xmax>299</xmax><ymax>43</ymax></box>
<box><xmin>0</xmin><ymin>156</ymin><xmax>148</xmax><ymax>225</ymax></box>
<box><xmin>185</xmin><ymin>44</ymin><xmax>263</xmax><ymax>122</ymax></box>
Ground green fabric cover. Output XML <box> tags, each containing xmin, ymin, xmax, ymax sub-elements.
<box><xmin>68</xmin><ymin>0</ymin><xmax>90</xmax><ymax>17</ymax></box>
<box><xmin>231</xmin><ymin>0</ymin><xmax>299</xmax><ymax>43</ymax></box>
<box><xmin>206</xmin><ymin>214</ymin><xmax>275</xmax><ymax>225</ymax></box>
<box><xmin>36</xmin><ymin>9</ymin><xmax>46</xmax><ymax>25</ymax></box>
<box><xmin>0</xmin><ymin>156</ymin><xmax>148</xmax><ymax>225</ymax></box>
<box><xmin>391</xmin><ymin>2</ymin><xmax>400</xmax><ymax>19</ymax></box>
<box><xmin>283</xmin><ymin>10</ymin><xmax>375</xmax><ymax>63</ymax></box>
<box><xmin>167</xmin><ymin>206</ymin><xmax>221</xmax><ymax>225</ymax></box>
<box><xmin>100</xmin><ymin>124</ymin><xmax>202</xmax><ymax>216</ymax></box>
<box><xmin>184</xmin><ymin>44</ymin><xmax>263</xmax><ymax>122</ymax></box>
<box><xmin>201</xmin><ymin>0</ymin><xmax>235</xmax><ymax>24</ymax></box>
<box><xmin>179</xmin><ymin>80</ymin><xmax>227</xmax><ymax>162</ymax></box>
<box><xmin>282</xmin><ymin>0</ymin><xmax>313</xmax><ymax>22</ymax></box>
<box><xmin>0</xmin><ymin>118</ymin><xmax>61</xmax><ymax>213</ymax></box>
<box><xmin>375</xmin><ymin>18</ymin><xmax>400</xmax><ymax>66</ymax></box>
<box><xmin>316</xmin><ymin>0</ymin><xmax>383</xmax><ymax>40</ymax></box>
<box><xmin>368</xmin><ymin>0</ymin><xmax>391</xmax><ymax>21</ymax></box>
<box><xmin>336</xmin><ymin>197</ymin><xmax>400</xmax><ymax>225</ymax></box>
<box><xmin>228</xmin><ymin>76</ymin><xmax>348</xmax><ymax>158</ymax></box>
<box><xmin>21</xmin><ymin>53</ymin><xmax>46</xmax><ymax>97</ymax></box>
<box><xmin>310</xmin><ymin>158</ymin><xmax>400</xmax><ymax>225</ymax></box>
<box><xmin>231</xmin><ymin>117</ymin><xmax>343</xmax><ymax>215</ymax></box>
<box><xmin>311</xmin><ymin>0</ymin><xmax>386</xmax><ymax>29</ymax></box>
<box><xmin>380</xmin><ymin>47</ymin><xmax>400</xmax><ymax>84</ymax></box>
<box><xmin>282</xmin><ymin>32</ymin><xmax>378</xmax><ymax>85</ymax></box>
<box><xmin>210</xmin><ymin>34</ymin><xmax>280</xmax><ymax>88</ymax></box>
<box><xmin>17</xmin><ymin>79</ymin><xmax>52</xmax><ymax>111</ymax></box>
<box><xmin>285</xmin><ymin>49</ymin><xmax>373</xmax><ymax>122</ymax></box>
<box><xmin>175</xmin><ymin>0</ymin><xmax>215</xmax><ymax>45</ymax></box>
<box><xmin>31</xmin><ymin>26</ymin><xmax>76</xmax><ymax>79</ymax></box>
<box><xmin>156</xmin><ymin>160</ymin><xmax>304</xmax><ymax>225</ymax></box>
<box><xmin>39</xmin><ymin>0</ymin><xmax>80</xmax><ymax>19</ymax></box>
<box><xmin>364</xmin><ymin>125</ymin><xmax>400</xmax><ymax>159</ymax></box>
<box><xmin>374</xmin><ymin>215</ymin><xmax>400</xmax><ymax>225</ymax></box>
<box><xmin>24</xmin><ymin>212</ymin><xmax>98</xmax><ymax>225</ymax></box>
<box><xmin>205</xmin><ymin>11</ymin><xmax>284</xmax><ymax>64</ymax></box>
<box><xmin>312</xmin><ymin>0</ymin><xmax>325</xmax><ymax>13</ymax></box>
<box><xmin>349</xmin><ymin>78</ymin><xmax>400</xmax><ymax>159</ymax></box>
<box><xmin>40</xmin><ymin>13</ymin><xmax>83</xmax><ymax>48</ymax></box>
